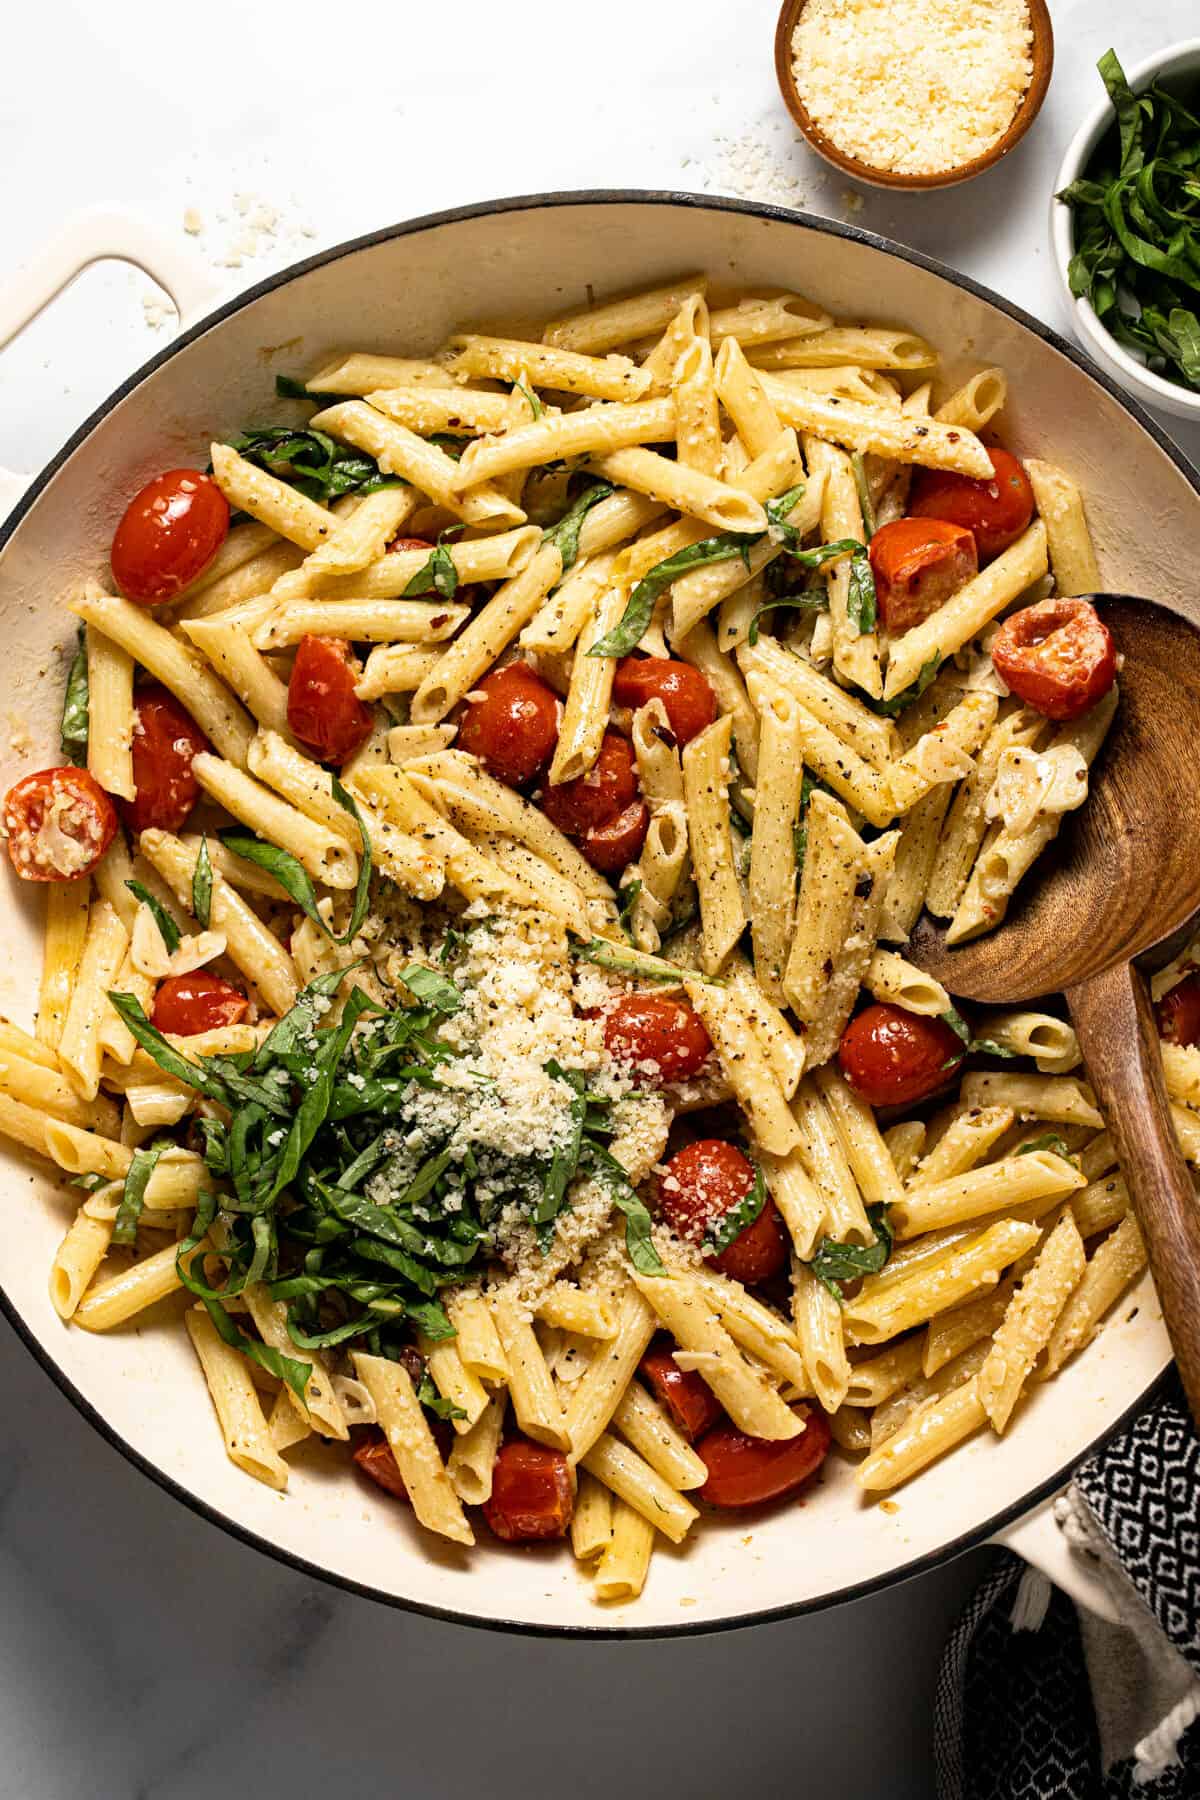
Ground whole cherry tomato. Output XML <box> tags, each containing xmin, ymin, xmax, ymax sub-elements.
<box><xmin>640</xmin><ymin>1338</ymin><xmax>724</xmax><ymax>1440</ymax></box>
<box><xmin>3</xmin><ymin>767</ymin><xmax>117</xmax><ymax>882</ymax></box>
<box><xmin>352</xmin><ymin>1430</ymin><xmax>410</xmax><ymax>1502</ymax></box>
<box><xmin>658</xmin><ymin>1139</ymin><xmax>787</xmax><ymax>1285</ymax></box>
<box><xmin>604</xmin><ymin>993</ymin><xmax>712</xmax><ymax>1083</ymax></box>
<box><xmin>991</xmin><ymin>597</ymin><xmax>1116</xmax><ymax>722</ymax></box>
<box><xmin>909</xmin><ymin>447</ymin><xmax>1035</xmax><ymax>561</ymax></box>
<box><xmin>110</xmin><ymin>469</ymin><xmax>230</xmax><ymax>604</ymax></box>
<box><xmin>1157</xmin><ymin>972</ymin><xmax>1200</xmax><ymax>1048</ymax></box>
<box><xmin>120</xmin><ymin>685</ymin><xmax>210</xmax><ymax>836</ymax></box>
<box><xmin>456</xmin><ymin>663</ymin><xmax>560</xmax><ymax>787</ymax></box>
<box><xmin>868</xmin><ymin>518</ymin><xmax>978</xmax><ymax>635</ymax></box>
<box><xmin>697</xmin><ymin>1407</ymin><xmax>832</xmax><ymax>1508</ymax></box>
<box><xmin>541</xmin><ymin>730</ymin><xmax>637</xmax><ymax>836</ymax></box>
<box><xmin>152</xmin><ymin>971</ymin><xmax>250</xmax><ymax>1036</ymax></box>
<box><xmin>838</xmin><ymin>1003</ymin><xmax>964</xmax><ymax>1108</ymax></box>
<box><xmin>482</xmin><ymin>1437</ymin><xmax>574</xmax><ymax>1541</ymax></box>
<box><xmin>286</xmin><ymin>636</ymin><xmax>375</xmax><ymax>766</ymax></box>
<box><xmin>580</xmin><ymin>799</ymin><xmax>649</xmax><ymax>873</ymax></box>
<box><xmin>612</xmin><ymin>657</ymin><xmax>717</xmax><ymax>746</ymax></box>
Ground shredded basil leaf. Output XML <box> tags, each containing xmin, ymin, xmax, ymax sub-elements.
<box><xmin>204</xmin><ymin>1291</ymin><xmax>312</xmax><ymax>1407</ymax></box>
<box><xmin>589</xmin><ymin>532</ymin><xmax>754</xmax><ymax>658</ymax></box>
<box><xmin>331</xmin><ymin>777</ymin><xmax>372</xmax><ymax>943</ymax></box>
<box><xmin>222</xmin><ymin>426</ymin><xmax>403</xmax><ymax>506</ymax></box>
<box><xmin>112</xmin><ymin>1144</ymin><xmax>165</xmax><ymax>1247</ymax></box>
<box><xmin>401</xmin><ymin>526</ymin><xmax>463</xmax><ymax>600</ymax></box>
<box><xmin>846</xmin><ymin>549</ymin><xmax>878</xmax><ymax>635</ymax></box>
<box><xmin>398</xmin><ymin>965</ymin><xmax>462</xmax><ymax>1014</ymax></box>
<box><xmin>572</xmin><ymin>937</ymin><xmax>721</xmax><ymax>986</ymax></box>
<box><xmin>810</xmin><ymin>1205</ymin><xmax>893</xmax><ymax>1303</ymax></box>
<box><xmin>60</xmin><ymin>629</ymin><xmax>89</xmax><ymax>766</ymax></box>
<box><xmin>746</xmin><ymin>589</ymin><xmax>828</xmax><ymax>646</ymax></box>
<box><xmin>1019</xmin><ymin>1132</ymin><xmax>1075</xmax><ymax>1162</ymax></box>
<box><xmin>582</xmin><ymin>1140</ymin><xmax>666</xmax><ymax>1276</ymax></box>
<box><xmin>763</xmin><ymin>482</ymin><xmax>809</xmax><ymax>544</ymax></box>
<box><xmin>125</xmin><ymin>882</ymin><xmax>182</xmax><ymax>955</ymax></box>
<box><xmin>851</xmin><ymin>452</ymin><xmax>877</xmax><ymax>540</ymax></box>
<box><xmin>512</xmin><ymin>378</ymin><xmax>543</xmax><ymax>421</ymax></box>
<box><xmin>939</xmin><ymin>1006</ymin><xmax>1019</xmax><ymax>1064</ymax></box>
<box><xmin>219</xmin><ymin>829</ymin><xmax>326</xmax><ymax>933</ymax></box>
<box><xmin>418</xmin><ymin>1370</ymin><xmax>467</xmax><ymax>1420</ymax></box>
<box><xmin>617</xmin><ymin>878</ymin><xmax>642</xmax><ymax>942</ymax></box>
<box><xmin>869</xmin><ymin>655</ymin><xmax>942</xmax><ymax>718</ymax></box>
<box><xmin>541</xmin><ymin>480</ymin><xmax>614</xmax><ymax>576</ymax></box>
<box><xmin>192</xmin><ymin>835</ymin><xmax>213</xmax><ymax>930</ymax></box>
<box><xmin>703</xmin><ymin>1161</ymin><xmax>766</xmax><ymax>1258</ymax></box>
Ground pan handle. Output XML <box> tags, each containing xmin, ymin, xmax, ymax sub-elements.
<box><xmin>988</xmin><ymin>1491</ymin><xmax>1121</xmax><ymax>1623</ymax></box>
<box><xmin>0</xmin><ymin>209</ymin><xmax>219</xmax><ymax>503</ymax></box>
<box><xmin>0</xmin><ymin>207</ymin><xmax>218</xmax><ymax>351</ymax></box>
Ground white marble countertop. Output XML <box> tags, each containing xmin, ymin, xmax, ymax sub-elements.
<box><xmin>0</xmin><ymin>1</ymin><xmax>1195</xmax><ymax>1793</ymax></box>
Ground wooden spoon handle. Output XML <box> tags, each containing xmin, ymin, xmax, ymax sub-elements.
<box><xmin>1067</xmin><ymin>959</ymin><xmax>1200</xmax><ymax>1424</ymax></box>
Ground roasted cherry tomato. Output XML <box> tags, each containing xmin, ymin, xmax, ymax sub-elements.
<box><xmin>868</xmin><ymin>518</ymin><xmax>978</xmax><ymax>635</ymax></box>
<box><xmin>990</xmin><ymin>597</ymin><xmax>1117</xmax><ymax>723</ymax></box>
<box><xmin>482</xmin><ymin>1437</ymin><xmax>574</xmax><ymax>1542</ymax></box>
<box><xmin>604</xmin><ymin>993</ymin><xmax>712</xmax><ymax>1083</ymax></box>
<box><xmin>1157</xmin><ymin>972</ymin><xmax>1200</xmax><ymax>1048</ymax></box>
<box><xmin>640</xmin><ymin>1338</ymin><xmax>724</xmax><ymax>1440</ymax></box>
<box><xmin>456</xmin><ymin>663</ymin><xmax>560</xmax><ymax>787</ymax></box>
<box><xmin>120</xmin><ymin>685</ymin><xmax>210</xmax><ymax>836</ymax></box>
<box><xmin>697</xmin><ymin>1407</ymin><xmax>832</xmax><ymax>1509</ymax></box>
<box><xmin>612</xmin><ymin>657</ymin><xmax>717</xmax><ymax>747</ymax></box>
<box><xmin>580</xmin><ymin>799</ymin><xmax>649</xmax><ymax>873</ymax></box>
<box><xmin>658</xmin><ymin>1139</ymin><xmax>787</xmax><ymax>1285</ymax></box>
<box><xmin>3</xmin><ymin>767</ymin><xmax>118</xmax><ymax>882</ymax></box>
<box><xmin>541</xmin><ymin>730</ymin><xmax>637</xmax><ymax>837</ymax></box>
<box><xmin>386</xmin><ymin>535</ymin><xmax>433</xmax><ymax>555</ymax></box>
<box><xmin>286</xmin><ymin>635</ymin><xmax>375</xmax><ymax>766</ymax></box>
<box><xmin>152</xmin><ymin>971</ymin><xmax>250</xmax><ymax>1036</ymax></box>
<box><xmin>909</xmin><ymin>447</ymin><xmax>1035</xmax><ymax>561</ymax></box>
<box><xmin>110</xmin><ymin>469</ymin><xmax>229</xmax><ymax>605</ymax></box>
<box><xmin>352</xmin><ymin>1430</ymin><xmax>410</xmax><ymax>1502</ymax></box>
<box><xmin>838</xmin><ymin>1002</ymin><xmax>964</xmax><ymax>1108</ymax></box>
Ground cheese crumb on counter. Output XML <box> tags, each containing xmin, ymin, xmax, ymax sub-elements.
<box><xmin>791</xmin><ymin>0</ymin><xmax>1033</xmax><ymax>177</ymax></box>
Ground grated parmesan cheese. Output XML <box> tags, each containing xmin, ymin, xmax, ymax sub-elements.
<box><xmin>791</xmin><ymin>0</ymin><xmax>1033</xmax><ymax>177</ymax></box>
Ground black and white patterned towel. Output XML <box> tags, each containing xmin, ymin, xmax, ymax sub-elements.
<box><xmin>936</xmin><ymin>1374</ymin><xmax>1200</xmax><ymax>1798</ymax></box>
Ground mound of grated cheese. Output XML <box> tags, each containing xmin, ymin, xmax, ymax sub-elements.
<box><xmin>791</xmin><ymin>0</ymin><xmax>1033</xmax><ymax>177</ymax></box>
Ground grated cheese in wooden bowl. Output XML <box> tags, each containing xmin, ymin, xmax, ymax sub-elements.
<box><xmin>791</xmin><ymin>0</ymin><xmax>1034</xmax><ymax>178</ymax></box>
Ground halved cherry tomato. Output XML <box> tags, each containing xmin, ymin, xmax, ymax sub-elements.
<box><xmin>152</xmin><ymin>971</ymin><xmax>249</xmax><ymax>1036</ymax></box>
<box><xmin>868</xmin><ymin>518</ymin><xmax>978</xmax><ymax>635</ymax></box>
<box><xmin>612</xmin><ymin>657</ymin><xmax>717</xmax><ymax>746</ymax></box>
<box><xmin>604</xmin><ymin>993</ymin><xmax>712</xmax><ymax>1083</ymax></box>
<box><xmin>386</xmin><ymin>535</ymin><xmax>433</xmax><ymax>555</ymax></box>
<box><xmin>3</xmin><ymin>767</ymin><xmax>117</xmax><ymax>882</ymax></box>
<box><xmin>640</xmin><ymin>1338</ymin><xmax>723</xmax><ymax>1440</ymax></box>
<box><xmin>541</xmin><ymin>730</ymin><xmax>637</xmax><ymax>836</ymax></box>
<box><xmin>456</xmin><ymin>663</ymin><xmax>560</xmax><ymax>787</ymax></box>
<box><xmin>120</xmin><ymin>685</ymin><xmax>210</xmax><ymax>835</ymax></box>
<box><xmin>286</xmin><ymin>636</ymin><xmax>375</xmax><ymax>766</ymax></box>
<box><xmin>353</xmin><ymin>1430</ymin><xmax>410</xmax><ymax>1502</ymax></box>
<box><xmin>110</xmin><ymin>469</ymin><xmax>230</xmax><ymax>605</ymax></box>
<box><xmin>697</xmin><ymin>1406</ymin><xmax>832</xmax><ymax>1508</ymax></box>
<box><xmin>1157</xmin><ymin>972</ymin><xmax>1200</xmax><ymax>1048</ymax></box>
<box><xmin>991</xmin><ymin>597</ymin><xmax>1116</xmax><ymax>723</ymax></box>
<box><xmin>658</xmin><ymin>1139</ymin><xmax>787</xmax><ymax>1285</ymax></box>
<box><xmin>482</xmin><ymin>1437</ymin><xmax>574</xmax><ymax>1542</ymax></box>
<box><xmin>581</xmin><ymin>798</ymin><xmax>649</xmax><ymax>873</ymax></box>
<box><xmin>838</xmin><ymin>1003</ymin><xmax>963</xmax><ymax>1108</ymax></box>
<box><xmin>909</xmin><ymin>447</ymin><xmax>1035</xmax><ymax>561</ymax></box>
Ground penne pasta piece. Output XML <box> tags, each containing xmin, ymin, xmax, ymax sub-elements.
<box><xmin>453</xmin><ymin>397</ymin><xmax>676</xmax><ymax>489</ymax></box>
<box><xmin>562</xmin><ymin>1284</ymin><xmax>656</xmax><ymax>1463</ymax></box>
<box><xmin>85</xmin><ymin>625</ymin><xmax>135</xmax><ymax>800</ymax></box>
<box><xmin>547</xmin><ymin>582</ymin><xmax>625</xmax><ymax>785</ymax></box>
<box><xmin>186</xmin><ymin>1308</ymin><xmax>289</xmax><ymax>1490</ymax></box>
<box><xmin>1024</xmin><ymin>460</ymin><xmax>1101</xmax><ymax>598</ymax></box>
<box><xmin>844</xmin><ymin>1337</ymin><xmax>926</xmax><ymax>1407</ymax></box>
<box><xmin>746</xmin><ymin>678</ymin><xmax>805</xmax><ymax>998</ymax></box>
<box><xmin>353</xmin><ymin>1352</ymin><xmax>473</xmax><ymax>1544</ymax></box>
<box><xmin>571</xmin><ymin>1469</ymin><xmax>614</xmax><ymax>1561</ymax></box>
<box><xmin>57</xmin><ymin>900</ymin><xmax>129</xmax><ymax>1101</ymax></box>
<box><xmin>37</xmin><ymin>879</ymin><xmax>92</xmax><ymax>1051</ymax></box>
<box><xmin>409</xmin><ymin>544</ymin><xmax>563</xmax><ymax>723</ymax></box>
<box><xmin>751</xmin><ymin>326</ymin><xmax>937</xmax><ymax>371</ymax></box>
<box><xmin>887</xmin><ymin>692</ymin><xmax>999</xmax><ymax>813</ymax></box>
<box><xmin>802</xmin><ymin>435</ymin><xmax>881</xmax><ymax>698</ymax></box>
<box><xmin>844</xmin><ymin>1219</ymin><xmax>1042</xmax><ymax>1346</ymax></box>
<box><xmin>447</xmin><ymin>1390</ymin><xmax>508</xmax><ymax>1506</ymax></box>
<box><xmin>791</xmin><ymin>1259</ymin><xmax>850</xmax><ymax>1412</ymax></box>
<box><xmin>1043</xmin><ymin>1215</ymin><xmax>1146</xmax><ymax>1375</ymax></box>
<box><xmin>632</xmin><ymin>1272</ymin><xmax>803</xmax><ymax>1440</ymax></box>
<box><xmin>611</xmin><ymin>1380</ymin><xmax>708</xmax><ymax>1489</ymax></box>
<box><xmin>891</xmin><ymin>1149</ymin><xmax>1084</xmax><ymax>1239</ymax></box>
<box><xmin>671</xmin><ymin>335</ymin><xmax>722</xmax><ymax>477</ymax></box>
<box><xmin>856</xmin><ymin>1375</ymin><xmax>987</xmax><ymax>1491</ymax></box>
<box><xmin>192</xmin><ymin>753</ymin><xmax>358</xmax><ymax>888</ymax></box>
<box><xmin>50</xmin><ymin>1206</ymin><xmax>114</xmax><ymax>1320</ymax></box>
<box><xmin>865</xmin><ymin>949</ymin><xmax>950</xmax><ymax>1017</ymax></box>
<box><xmin>681</xmin><ymin>715</ymin><xmax>746</xmax><ymax>975</ymax></box>
<box><xmin>580</xmin><ymin>1432</ymin><xmax>698</xmax><ymax>1544</ymax></box>
<box><xmin>210</xmin><ymin>442</ymin><xmax>337</xmax><ymax>550</ymax></box>
<box><xmin>244</xmin><ymin>1286</ymin><xmax>348</xmax><ymax>1440</ymax></box>
<box><xmin>447</xmin><ymin>332</ymin><xmax>652</xmax><ymax>401</ymax></box>
<box><xmin>306</xmin><ymin>400</ymin><xmax>522</xmax><ymax>527</ymax></box>
<box><xmin>813</xmin><ymin>1064</ymin><xmax>905</xmax><ymax>1208</ymax></box>
<box><xmin>909</xmin><ymin>1106</ymin><xmax>1016</xmax><ymax>1189</ymax></box>
<box><xmin>305</xmin><ymin>352</ymin><xmax>457</xmax><ymax>394</ymax></box>
<box><xmin>591</xmin><ymin>447</ymin><xmax>767</xmax><ymax>536</ymax></box>
<box><xmin>958</xmin><ymin>1071</ymin><xmax>1102</xmax><ymax>1130</ymax></box>
<box><xmin>934</xmin><ymin>367</ymin><xmax>1007</xmax><ymax>433</ymax></box>
<box><xmin>594</xmin><ymin>1499</ymin><xmax>656</xmax><ymax>1602</ymax></box>
<box><xmin>759</xmin><ymin>1143</ymin><xmax>827</xmax><ymax>1260</ymax></box>
<box><xmin>978</xmin><ymin>1213</ymin><xmax>1086</xmax><ymax>1430</ymax></box>
<box><xmin>884</xmin><ymin>522</ymin><xmax>1049</xmax><ymax>699</ymax></box>
<box><xmin>758</xmin><ymin>373</ymin><xmax>990</xmax><ymax>475</ymax></box>
<box><xmin>491</xmin><ymin>1292</ymin><xmax>570</xmax><ymax>1450</ymax></box>
<box><xmin>980</xmin><ymin>1011</ymin><xmax>1081</xmax><ymax>1075</ymax></box>
<box><xmin>544</xmin><ymin>275</ymin><xmax>708</xmax><ymax>354</ymax></box>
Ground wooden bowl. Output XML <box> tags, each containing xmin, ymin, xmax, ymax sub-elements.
<box><xmin>774</xmin><ymin>0</ymin><xmax>1054</xmax><ymax>191</ymax></box>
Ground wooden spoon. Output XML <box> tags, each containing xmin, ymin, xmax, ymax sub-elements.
<box><xmin>909</xmin><ymin>594</ymin><xmax>1200</xmax><ymax>1420</ymax></box>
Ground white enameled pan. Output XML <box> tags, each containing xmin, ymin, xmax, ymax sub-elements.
<box><xmin>0</xmin><ymin>193</ymin><xmax>1182</xmax><ymax>1635</ymax></box>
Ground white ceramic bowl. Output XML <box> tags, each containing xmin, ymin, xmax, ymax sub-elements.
<box><xmin>0</xmin><ymin>193</ymin><xmax>1186</xmax><ymax>1635</ymax></box>
<box><xmin>1051</xmin><ymin>39</ymin><xmax>1200</xmax><ymax>421</ymax></box>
